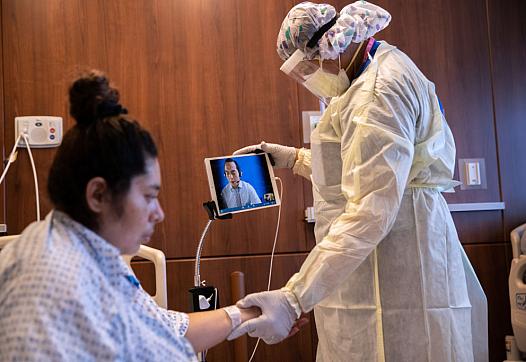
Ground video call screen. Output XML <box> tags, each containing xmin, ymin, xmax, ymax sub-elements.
<box><xmin>205</xmin><ymin>153</ymin><xmax>279</xmax><ymax>215</ymax></box>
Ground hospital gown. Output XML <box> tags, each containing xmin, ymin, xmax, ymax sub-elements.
<box><xmin>0</xmin><ymin>210</ymin><xmax>197</xmax><ymax>361</ymax></box>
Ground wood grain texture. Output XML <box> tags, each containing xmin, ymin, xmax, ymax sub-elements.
<box><xmin>132</xmin><ymin>253</ymin><xmax>314</xmax><ymax>362</ymax></box>
<box><xmin>330</xmin><ymin>0</ymin><xmax>500</xmax><ymax>206</ymax></box>
<box><xmin>452</xmin><ymin>210</ymin><xmax>504</xmax><ymax>244</ymax></box>
<box><xmin>464</xmin><ymin>243</ymin><xmax>512</xmax><ymax>362</ymax></box>
<box><xmin>1</xmin><ymin>0</ymin><xmax>311</xmax><ymax>258</ymax></box>
<box><xmin>0</xmin><ymin>2</ymin><xmax>5</xmax><ymax>230</ymax></box>
<box><xmin>487</xmin><ymin>0</ymin><xmax>526</xmax><ymax>239</ymax></box>
<box><xmin>2</xmin><ymin>0</ymin><xmax>69</xmax><ymax>230</ymax></box>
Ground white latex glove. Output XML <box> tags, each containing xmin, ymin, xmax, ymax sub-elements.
<box><xmin>227</xmin><ymin>290</ymin><xmax>297</xmax><ymax>344</ymax></box>
<box><xmin>233</xmin><ymin>141</ymin><xmax>298</xmax><ymax>169</ymax></box>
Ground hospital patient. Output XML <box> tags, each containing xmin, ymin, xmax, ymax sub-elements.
<box><xmin>0</xmin><ymin>71</ymin><xmax>261</xmax><ymax>361</ymax></box>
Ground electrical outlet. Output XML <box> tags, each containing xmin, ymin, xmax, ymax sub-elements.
<box><xmin>458</xmin><ymin>158</ymin><xmax>487</xmax><ymax>190</ymax></box>
<box><xmin>465</xmin><ymin>161</ymin><xmax>481</xmax><ymax>185</ymax></box>
<box><xmin>15</xmin><ymin>116</ymin><xmax>63</xmax><ymax>148</ymax></box>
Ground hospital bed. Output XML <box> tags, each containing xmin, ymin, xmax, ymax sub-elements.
<box><xmin>508</xmin><ymin>223</ymin><xmax>526</xmax><ymax>361</ymax></box>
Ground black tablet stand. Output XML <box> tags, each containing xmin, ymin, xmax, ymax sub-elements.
<box><xmin>189</xmin><ymin>202</ymin><xmax>232</xmax><ymax>312</ymax></box>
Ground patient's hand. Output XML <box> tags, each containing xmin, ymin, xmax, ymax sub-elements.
<box><xmin>227</xmin><ymin>291</ymin><xmax>310</xmax><ymax>344</ymax></box>
<box><xmin>287</xmin><ymin>314</ymin><xmax>309</xmax><ymax>338</ymax></box>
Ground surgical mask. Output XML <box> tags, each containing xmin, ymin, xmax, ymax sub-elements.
<box><xmin>302</xmin><ymin>65</ymin><xmax>350</xmax><ymax>100</ymax></box>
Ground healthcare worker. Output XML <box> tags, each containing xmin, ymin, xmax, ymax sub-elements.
<box><xmin>229</xmin><ymin>2</ymin><xmax>487</xmax><ymax>361</ymax></box>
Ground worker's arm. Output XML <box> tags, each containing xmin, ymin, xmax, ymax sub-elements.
<box><xmin>292</xmin><ymin>148</ymin><xmax>312</xmax><ymax>180</ymax></box>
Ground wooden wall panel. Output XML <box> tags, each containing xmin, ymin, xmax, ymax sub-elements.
<box><xmin>149</xmin><ymin>0</ymin><xmax>307</xmax><ymax>258</ymax></box>
<box><xmin>0</xmin><ymin>2</ymin><xmax>5</xmax><ymax>230</ymax></box>
<box><xmin>452</xmin><ymin>210</ymin><xmax>503</xmax><ymax>244</ymax></box>
<box><xmin>1</xmin><ymin>0</ymin><xmax>113</xmax><ymax>231</ymax></box>
<box><xmin>379</xmin><ymin>0</ymin><xmax>501</xmax><ymax>207</ymax></box>
<box><xmin>464</xmin><ymin>243</ymin><xmax>512</xmax><ymax>362</ymax></box>
<box><xmin>132</xmin><ymin>253</ymin><xmax>314</xmax><ymax>362</ymax></box>
<box><xmin>1</xmin><ymin>0</ymin><xmax>312</xmax><ymax>258</ymax></box>
<box><xmin>487</xmin><ymin>0</ymin><xmax>526</xmax><ymax>239</ymax></box>
<box><xmin>2</xmin><ymin>0</ymin><xmax>68</xmax><ymax>230</ymax></box>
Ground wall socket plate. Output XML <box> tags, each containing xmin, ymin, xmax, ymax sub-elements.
<box><xmin>15</xmin><ymin>116</ymin><xmax>63</xmax><ymax>148</ymax></box>
<box><xmin>302</xmin><ymin>111</ymin><xmax>322</xmax><ymax>144</ymax></box>
<box><xmin>458</xmin><ymin>158</ymin><xmax>487</xmax><ymax>190</ymax></box>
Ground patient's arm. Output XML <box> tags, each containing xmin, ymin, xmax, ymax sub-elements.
<box><xmin>185</xmin><ymin>306</ymin><xmax>260</xmax><ymax>352</ymax></box>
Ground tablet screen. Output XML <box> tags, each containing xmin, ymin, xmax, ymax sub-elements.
<box><xmin>204</xmin><ymin>153</ymin><xmax>280</xmax><ymax>216</ymax></box>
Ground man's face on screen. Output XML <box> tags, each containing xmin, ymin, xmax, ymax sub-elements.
<box><xmin>224</xmin><ymin>162</ymin><xmax>241</xmax><ymax>188</ymax></box>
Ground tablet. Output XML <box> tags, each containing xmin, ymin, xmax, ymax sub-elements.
<box><xmin>204</xmin><ymin>153</ymin><xmax>280</xmax><ymax>216</ymax></box>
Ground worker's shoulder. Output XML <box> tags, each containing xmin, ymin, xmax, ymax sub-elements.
<box><xmin>377</xmin><ymin>42</ymin><xmax>431</xmax><ymax>83</ymax></box>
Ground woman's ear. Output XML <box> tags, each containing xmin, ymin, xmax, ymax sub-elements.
<box><xmin>86</xmin><ymin>177</ymin><xmax>109</xmax><ymax>213</ymax></box>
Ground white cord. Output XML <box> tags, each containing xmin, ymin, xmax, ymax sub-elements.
<box><xmin>0</xmin><ymin>133</ymin><xmax>23</xmax><ymax>185</ymax></box>
<box><xmin>265</xmin><ymin>177</ymin><xmax>282</xmax><ymax>291</ymax></box>
<box><xmin>248</xmin><ymin>177</ymin><xmax>283</xmax><ymax>362</ymax></box>
<box><xmin>249</xmin><ymin>334</ymin><xmax>262</xmax><ymax>362</ymax></box>
<box><xmin>20</xmin><ymin>133</ymin><xmax>40</xmax><ymax>221</ymax></box>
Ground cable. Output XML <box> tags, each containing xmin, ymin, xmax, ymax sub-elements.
<box><xmin>0</xmin><ymin>133</ymin><xmax>22</xmax><ymax>185</ymax></box>
<box><xmin>248</xmin><ymin>176</ymin><xmax>283</xmax><ymax>362</ymax></box>
<box><xmin>266</xmin><ymin>177</ymin><xmax>282</xmax><ymax>291</ymax></box>
<box><xmin>0</xmin><ymin>132</ymin><xmax>40</xmax><ymax>221</ymax></box>
<box><xmin>0</xmin><ymin>132</ymin><xmax>42</xmax><ymax>225</ymax></box>
<box><xmin>21</xmin><ymin>133</ymin><xmax>40</xmax><ymax>221</ymax></box>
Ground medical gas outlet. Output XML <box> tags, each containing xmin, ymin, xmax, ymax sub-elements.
<box><xmin>15</xmin><ymin>116</ymin><xmax>63</xmax><ymax>148</ymax></box>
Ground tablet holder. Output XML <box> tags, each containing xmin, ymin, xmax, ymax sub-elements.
<box><xmin>190</xmin><ymin>201</ymin><xmax>232</xmax><ymax>316</ymax></box>
<box><xmin>202</xmin><ymin>201</ymin><xmax>233</xmax><ymax>221</ymax></box>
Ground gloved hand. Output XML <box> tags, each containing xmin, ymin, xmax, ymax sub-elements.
<box><xmin>233</xmin><ymin>141</ymin><xmax>298</xmax><ymax>169</ymax></box>
<box><xmin>227</xmin><ymin>290</ymin><xmax>297</xmax><ymax>344</ymax></box>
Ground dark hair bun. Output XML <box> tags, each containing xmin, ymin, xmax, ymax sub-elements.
<box><xmin>69</xmin><ymin>70</ymin><xmax>128</xmax><ymax>126</ymax></box>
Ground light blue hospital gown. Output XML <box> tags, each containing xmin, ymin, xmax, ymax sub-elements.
<box><xmin>0</xmin><ymin>210</ymin><xmax>197</xmax><ymax>361</ymax></box>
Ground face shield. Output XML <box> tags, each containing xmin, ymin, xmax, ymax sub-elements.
<box><xmin>280</xmin><ymin>49</ymin><xmax>334</xmax><ymax>105</ymax></box>
<box><xmin>280</xmin><ymin>48</ymin><xmax>357</xmax><ymax>106</ymax></box>
<box><xmin>279</xmin><ymin>49</ymin><xmax>319</xmax><ymax>84</ymax></box>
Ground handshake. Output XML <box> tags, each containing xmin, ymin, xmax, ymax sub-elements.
<box><xmin>227</xmin><ymin>290</ymin><xmax>309</xmax><ymax>345</ymax></box>
<box><xmin>228</xmin><ymin>142</ymin><xmax>307</xmax><ymax>344</ymax></box>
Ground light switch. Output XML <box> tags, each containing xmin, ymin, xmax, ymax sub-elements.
<box><xmin>458</xmin><ymin>158</ymin><xmax>486</xmax><ymax>190</ymax></box>
<box><xmin>465</xmin><ymin>161</ymin><xmax>481</xmax><ymax>185</ymax></box>
<box><xmin>302</xmin><ymin>111</ymin><xmax>322</xmax><ymax>143</ymax></box>
<box><xmin>305</xmin><ymin>206</ymin><xmax>315</xmax><ymax>222</ymax></box>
